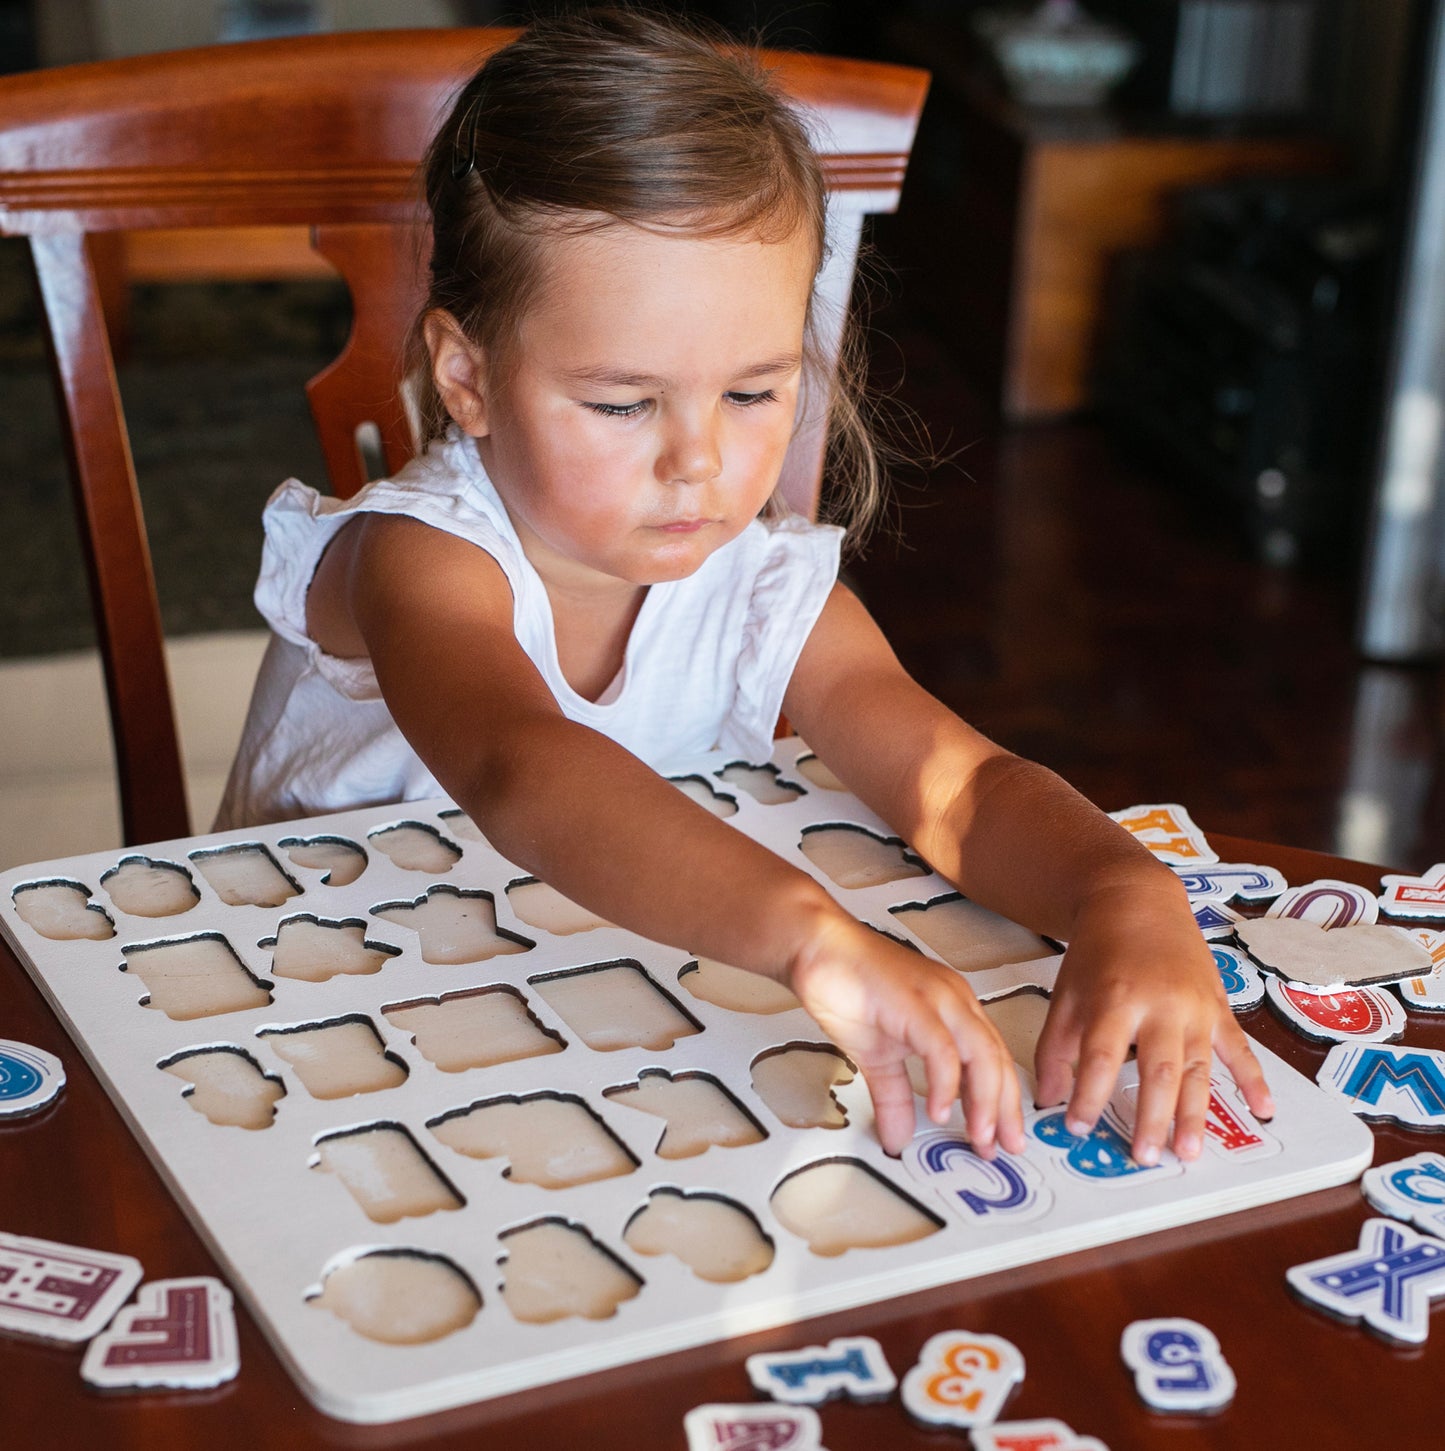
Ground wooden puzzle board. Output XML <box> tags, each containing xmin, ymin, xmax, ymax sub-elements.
<box><xmin>0</xmin><ymin>738</ymin><xmax>1373</xmax><ymax>1424</ymax></box>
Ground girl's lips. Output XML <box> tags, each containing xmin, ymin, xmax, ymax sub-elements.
<box><xmin>654</xmin><ymin>519</ymin><xmax>709</xmax><ymax>533</ymax></box>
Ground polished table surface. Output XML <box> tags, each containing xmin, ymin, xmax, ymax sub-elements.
<box><xmin>2</xmin><ymin>832</ymin><xmax>1441</xmax><ymax>1449</ymax></box>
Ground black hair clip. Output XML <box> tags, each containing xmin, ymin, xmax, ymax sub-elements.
<box><xmin>450</xmin><ymin>100</ymin><xmax>480</xmax><ymax>181</ymax></box>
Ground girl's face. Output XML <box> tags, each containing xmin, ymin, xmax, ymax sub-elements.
<box><xmin>450</xmin><ymin>221</ymin><xmax>816</xmax><ymax>594</ymax></box>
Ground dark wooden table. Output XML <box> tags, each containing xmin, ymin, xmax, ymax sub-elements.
<box><xmin>3</xmin><ymin>833</ymin><xmax>1440</xmax><ymax>1448</ymax></box>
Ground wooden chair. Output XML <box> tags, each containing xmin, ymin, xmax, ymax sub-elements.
<box><xmin>0</xmin><ymin>29</ymin><xmax>927</xmax><ymax>846</ymax></box>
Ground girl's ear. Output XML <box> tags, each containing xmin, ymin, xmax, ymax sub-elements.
<box><xmin>424</xmin><ymin>310</ymin><xmax>491</xmax><ymax>436</ymax></box>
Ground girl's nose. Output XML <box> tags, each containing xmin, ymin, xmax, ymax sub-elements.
<box><xmin>657</xmin><ymin>414</ymin><xmax>722</xmax><ymax>486</ymax></box>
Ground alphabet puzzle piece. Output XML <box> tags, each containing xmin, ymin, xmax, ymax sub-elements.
<box><xmin>901</xmin><ymin>1330</ymin><xmax>1024</xmax><ymax>1430</ymax></box>
<box><xmin>0</xmin><ymin>1231</ymin><xmax>142</xmax><ymax>1344</ymax></box>
<box><xmin>970</xmin><ymin>1421</ymin><xmax>1108</xmax><ymax>1451</ymax></box>
<box><xmin>1174</xmin><ymin>862</ymin><xmax>1287</xmax><ymax>905</ymax></box>
<box><xmin>1287</xmin><ymin>1217</ymin><xmax>1445</xmax><ymax>1344</ymax></box>
<box><xmin>1396</xmin><ymin>928</ymin><xmax>1445</xmax><ymax>1011</ymax></box>
<box><xmin>1361</xmin><ymin>1152</ymin><xmax>1445</xmax><ymax>1238</ymax></box>
<box><xmin>1029</xmin><ymin>1108</ymin><xmax>1177</xmax><ymax>1186</ymax></box>
<box><xmin>1266</xmin><ymin>879</ymin><xmax>1377</xmax><ymax>928</ymax></box>
<box><xmin>1119</xmin><ymin>1317</ymin><xmax>1235</xmax><ymax>1413</ymax></box>
<box><xmin>1192</xmin><ymin>900</ymin><xmax>1242</xmax><ymax>940</ymax></box>
<box><xmin>683</xmin><ymin>1403</ymin><xmax>823</xmax><ymax>1451</ymax></box>
<box><xmin>903</xmin><ymin>1132</ymin><xmax>1053</xmax><ymax>1227</ymax></box>
<box><xmin>80</xmin><ymin>1276</ymin><xmax>239</xmax><ymax>1390</ymax></box>
<box><xmin>1108</xmin><ymin>805</ymin><xmax>1216</xmax><ymax>866</ymax></box>
<box><xmin>745</xmin><ymin>1335</ymin><xmax>895</xmax><ymax>1405</ymax></box>
<box><xmin>1212</xmin><ymin>946</ymin><xmax>1264</xmax><ymax>1011</ymax></box>
<box><xmin>0</xmin><ymin>1037</ymin><xmax>64</xmax><ymax>1118</ymax></box>
<box><xmin>1264</xmin><ymin>978</ymin><xmax>1406</xmax><ymax>1044</ymax></box>
<box><xmin>1379</xmin><ymin>864</ymin><xmax>1445</xmax><ymax>921</ymax></box>
<box><xmin>1316</xmin><ymin>1042</ymin><xmax>1445</xmax><ymax>1129</ymax></box>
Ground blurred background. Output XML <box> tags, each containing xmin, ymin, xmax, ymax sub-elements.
<box><xmin>0</xmin><ymin>0</ymin><xmax>1442</xmax><ymax>873</ymax></box>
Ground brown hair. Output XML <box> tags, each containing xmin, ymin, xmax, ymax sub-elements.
<box><xmin>408</xmin><ymin>8</ymin><xmax>885</xmax><ymax>549</ymax></box>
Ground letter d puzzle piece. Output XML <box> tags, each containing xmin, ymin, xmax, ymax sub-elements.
<box><xmin>970</xmin><ymin>1419</ymin><xmax>1109</xmax><ymax>1451</ymax></box>
<box><xmin>745</xmin><ymin>1335</ymin><xmax>895</xmax><ymax>1405</ymax></box>
<box><xmin>902</xmin><ymin>1330</ymin><xmax>1024</xmax><ymax>1430</ymax></box>
<box><xmin>81</xmin><ymin>1276</ymin><xmax>239</xmax><ymax>1390</ymax></box>
<box><xmin>1362</xmin><ymin>1152</ymin><xmax>1445</xmax><ymax>1238</ymax></box>
<box><xmin>683</xmin><ymin>1404</ymin><xmax>823</xmax><ymax>1451</ymax></box>
<box><xmin>1119</xmin><ymin>1317</ymin><xmax>1235</xmax><ymax>1413</ymax></box>
<box><xmin>1287</xmin><ymin>1218</ymin><xmax>1445</xmax><ymax>1344</ymax></box>
<box><xmin>0</xmin><ymin>1231</ymin><xmax>142</xmax><ymax>1344</ymax></box>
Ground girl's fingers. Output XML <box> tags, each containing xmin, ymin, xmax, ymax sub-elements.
<box><xmin>1167</xmin><ymin>1046</ymin><xmax>1216</xmax><ymax>1161</ymax></box>
<box><xmin>1129</xmin><ymin>1024</ymin><xmax>1185</xmax><ymax>1166</ymax></box>
<box><xmin>1214</xmin><ymin>1018</ymin><xmax>1275</xmax><ymax>1121</ymax></box>
<box><xmin>865</xmin><ymin>1059</ymin><xmax>922</xmax><ymax>1157</ymax></box>
<box><xmin>1065</xmin><ymin>1022</ymin><xmax>1134</xmax><ymax>1138</ymax></box>
<box><xmin>1033</xmin><ymin>1006</ymin><xmax>1080</xmax><ymax>1109</ymax></box>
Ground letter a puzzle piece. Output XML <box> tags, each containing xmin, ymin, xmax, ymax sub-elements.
<box><xmin>1379</xmin><ymin>863</ymin><xmax>1445</xmax><ymax>921</ymax></box>
<box><xmin>1361</xmin><ymin>1152</ymin><xmax>1445</xmax><ymax>1238</ymax></box>
<box><xmin>1287</xmin><ymin>1218</ymin><xmax>1445</xmax><ymax>1344</ymax></box>
<box><xmin>1119</xmin><ymin>1317</ymin><xmax>1235</xmax><ymax>1413</ymax></box>
<box><xmin>746</xmin><ymin>1335</ymin><xmax>895</xmax><ymax>1405</ymax></box>
<box><xmin>81</xmin><ymin>1276</ymin><xmax>239</xmax><ymax>1390</ymax></box>
<box><xmin>1316</xmin><ymin>1042</ymin><xmax>1445</xmax><ymax>1130</ymax></box>
<box><xmin>0</xmin><ymin>1231</ymin><xmax>142</xmax><ymax>1344</ymax></box>
<box><xmin>970</xmin><ymin>1419</ymin><xmax>1109</xmax><ymax>1451</ymax></box>
<box><xmin>683</xmin><ymin>1403</ymin><xmax>823</xmax><ymax>1451</ymax></box>
<box><xmin>901</xmin><ymin>1330</ymin><xmax>1024</xmax><ymax>1430</ymax></box>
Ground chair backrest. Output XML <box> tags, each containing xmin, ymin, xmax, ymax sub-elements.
<box><xmin>0</xmin><ymin>28</ymin><xmax>927</xmax><ymax>846</ymax></box>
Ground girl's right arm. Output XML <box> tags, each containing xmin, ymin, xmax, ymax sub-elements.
<box><xmin>308</xmin><ymin>512</ymin><xmax>1023</xmax><ymax>1157</ymax></box>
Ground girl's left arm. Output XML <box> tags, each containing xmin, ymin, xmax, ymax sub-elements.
<box><xmin>783</xmin><ymin>583</ymin><xmax>1273</xmax><ymax>1166</ymax></box>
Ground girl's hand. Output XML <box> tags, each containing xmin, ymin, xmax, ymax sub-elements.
<box><xmin>786</xmin><ymin>916</ymin><xmax>1026</xmax><ymax>1158</ymax></box>
<box><xmin>1034</xmin><ymin>887</ymin><xmax>1275</xmax><ymax>1166</ymax></box>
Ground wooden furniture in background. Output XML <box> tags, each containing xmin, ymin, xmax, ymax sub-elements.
<box><xmin>0</xmin><ymin>29</ymin><xmax>927</xmax><ymax>847</ymax></box>
<box><xmin>2</xmin><ymin>833</ymin><xmax>1440</xmax><ymax>1448</ymax></box>
<box><xmin>886</xmin><ymin>21</ymin><xmax>1338</xmax><ymax>422</ymax></box>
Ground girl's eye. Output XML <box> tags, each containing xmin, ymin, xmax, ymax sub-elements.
<box><xmin>726</xmin><ymin>389</ymin><xmax>778</xmax><ymax>408</ymax></box>
<box><xmin>584</xmin><ymin>400</ymin><xmax>649</xmax><ymax>418</ymax></box>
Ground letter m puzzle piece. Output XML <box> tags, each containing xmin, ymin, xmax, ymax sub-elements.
<box><xmin>1287</xmin><ymin>1218</ymin><xmax>1445</xmax><ymax>1344</ymax></box>
<box><xmin>1316</xmin><ymin>1043</ymin><xmax>1445</xmax><ymax>1129</ymax></box>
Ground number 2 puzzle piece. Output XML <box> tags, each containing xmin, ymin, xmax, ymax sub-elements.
<box><xmin>1361</xmin><ymin>1151</ymin><xmax>1445</xmax><ymax>1238</ymax></box>
<box><xmin>745</xmin><ymin>1335</ymin><xmax>895</xmax><ymax>1405</ymax></box>
<box><xmin>0</xmin><ymin>1231</ymin><xmax>142</xmax><ymax>1344</ymax></box>
<box><xmin>1316</xmin><ymin>1042</ymin><xmax>1445</xmax><ymax>1130</ymax></box>
<box><xmin>1379</xmin><ymin>863</ymin><xmax>1445</xmax><ymax>921</ymax></box>
<box><xmin>1286</xmin><ymin>1218</ymin><xmax>1445</xmax><ymax>1344</ymax></box>
<box><xmin>0</xmin><ymin>1037</ymin><xmax>65</xmax><ymax>1118</ymax></box>
<box><xmin>1119</xmin><ymin>1317</ymin><xmax>1235</xmax><ymax>1413</ymax></box>
<box><xmin>1108</xmin><ymin>805</ymin><xmax>1217</xmax><ymax>866</ymax></box>
<box><xmin>970</xmin><ymin>1419</ymin><xmax>1109</xmax><ymax>1451</ymax></box>
<box><xmin>901</xmin><ymin>1330</ymin><xmax>1024</xmax><ymax>1430</ymax></box>
<box><xmin>683</xmin><ymin>1403</ymin><xmax>823</xmax><ymax>1451</ymax></box>
<box><xmin>81</xmin><ymin>1276</ymin><xmax>239</xmax><ymax>1390</ymax></box>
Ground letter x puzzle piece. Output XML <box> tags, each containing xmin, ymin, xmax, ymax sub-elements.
<box><xmin>745</xmin><ymin>1335</ymin><xmax>895</xmax><ymax>1405</ymax></box>
<box><xmin>683</xmin><ymin>1404</ymin><xmax>823</xmax><ymax>1451</ymax></box>
<box><xmin>901</xmin><ymin>1330</ymin><xmax>1024</xmax><ymax>1430</ymax></box>
<box><xmin>1287</xmin><ymin>1218</ymin><xmax>1445</xmax><ymax>1344</ymax></box>
<box><xmin>970</xmin><ymin>1420</ymin><xmax>1109</xmax><ymax>1451</ymax></box>
<box><xmin>81</xmin><ymin>1276</ymin><xmax>239</xmax><ymax>1390</ymax></box>
<box><xmin>1361</xmin><ymin>1151</ymin><xmax>1445</xmax><ymax>1238</ymax></box>
<box><xmin>0</xmin><ymin>1231</ymin><xmax>142</xmax><ymax>1344</ymax></box>
<box><xmin>1119</xmin><ymin>1317</ymin><xmax>1235</xmax><ymax>1413</ymax></box>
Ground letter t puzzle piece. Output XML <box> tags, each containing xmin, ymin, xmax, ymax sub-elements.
<box><xmin>902</xmin><ymin>1330</ymin><xmax>1024</xmax><ymax>1430</ymax></box>
<box><xmin>745</xmin><ymin>1335</ymin><xmax>895</xmax><ymax>1405</ymax></box>
<box><xmin>80</xmin><ymin>1276</ymin><xmax>239</xmax><ymax>1390</ymax></box>
<box><xmin>970</xmin><ymin>1420</ymin><xmax>1109</xmax><ymax>1451</ymax></box>
<box><xmin>1119</xmin><ymin>1317</ymin><xmax>1235</xmax><ymax>1413</ymax></box>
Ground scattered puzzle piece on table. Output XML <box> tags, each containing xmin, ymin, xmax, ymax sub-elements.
<box><xmin>1362</xmin><ymin>1152</ymin><xmax>1445</xmax><ymax>1237</ymax></box>
<box><xmin>1379</xmin><ymin>864</ymin><xmax>1445</xmax><ymax>921</ymax></box>
<box><xmin>1212</xmin><ymin>946</ymin><xmax>1264</xmax><ymax>1011</ymax></box>
<box><xmin>0</xmin><ymin>1231</ymin><xmax>142</xmax><ymax>1344</ymax></box>
<box><xmin>1173</xmin><ymin>863</ymin><xmax>1287</xmax><ymax>905</ymax></box>
<box><xmin>1316</xmin><ymin>1042</ymin><xmax>1445</xmax><ymax>1129</ymax></box>
<box><xmin>1108</xmin><ymin>804</ymin><xmax>1217</xmax><ymax>865</ymax></box>
<box><xmin>1396</xmin><ymin>928</ymin><xmax>1445</xmax><ymax>1011</ymax></box>
<box><xmin>80</xmin><ymin>1276</ymin><xmax>239</xmax><ymax>1390</ymax></box>
<box><xmin>1119</xmin><ymin>1317</ymin><xmax>1235</xmax><ymax>1414</ymax></box>
<box><xmin>0</xmin><ymin>1037</ymin><xmax>64</xmax><ymax>1117</ymax></box>
<box><xmin>970</xmin><ymin>1419</ymin><xmax>1108</xmax><ymax>1451</ymax></box>
<box><xmin>1286</xmin><ymin>1217</ymin><xmax>1445</xmax><ymax>1344</ymax></box>
<box><xmin>901</xmin><ymin>1330</ymin><xmax>1024</xmax><ymax>1430</ymax></box>
<box><xmin>745</xmin><ymin>1335</ymin><xmax>895</xmax><ymax>1405</ymax></box>
<box><xmin>1266</xmin><ymin>879</ymin><xmax>1377</xmax><ymax>928</ymax></box>
<box><xmin>903</xmin><ymin>1132</ymin><xmax>1053</xmax><ymax>1227</ymax></box>
<box><xmin>1263</xmin><ymin>978</ymin><xmax>1406</xmax><ymax>1044</ymax></box>
<box><xmin>1235</xmin><ymin>917</ymin><xmax>1432</xmax><ymax>993</ymax></box>
<box><xmin>1192</xmin><ymin>900</ymin><xmax>1242</xmax><ymax>940</ymax></box>
<box><xmin>683</xmin><ymin>1403</ymin><xmax>824</xmax><ymax>1450</ymax></box>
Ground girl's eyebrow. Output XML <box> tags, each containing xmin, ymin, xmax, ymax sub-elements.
<box><xmin>564</xmin><ymin>353</ymin><xmax>802</xmax><ymax>389</ymax></box>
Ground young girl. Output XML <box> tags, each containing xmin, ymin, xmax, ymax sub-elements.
<box><xmin>219</xmin><ymin>9</ymin><xmax>1271</xmax><ymax>1162</ymax></box>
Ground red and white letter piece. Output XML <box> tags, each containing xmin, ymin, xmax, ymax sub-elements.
<box><xmin>0</xmin><ymin>1231</ymin><xmax>141</xmax><ymax>1344</ymax></box>
<box><xmin>1380</xmin><ymin>864</ymin><xmax>1445</xmax><ymax>921</ymax></box>
<box><xmin>1264</xmin><ymin>977</ymin><xmax>1406</xmax><ymax>1044</ymax></box>
<box><xmin>683</xmin><ymin>1404</ymin><xmax>822</xmax><ymax>1451</ymax></box>
<box><xmin>81</xmin><ymin>1276</ymin><xmax>239</xmax><ymax>1390</ymax></box>
<box><xmin>970</xmin><ymin>1419</ymin><xmax>1109</xmax><ymax>1451</ymax></box>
